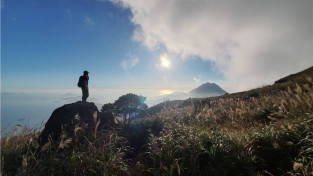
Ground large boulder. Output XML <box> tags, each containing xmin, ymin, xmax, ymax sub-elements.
<box><xmin>38</xmin><ymin>101</ymin><xmax>114</xmax><ymax>146</ymax></box>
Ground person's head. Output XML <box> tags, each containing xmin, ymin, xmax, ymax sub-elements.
<box><xmin>83</xmin><ymin>70</ymin><xmax>89</xmax><ymax>75</ymax></box>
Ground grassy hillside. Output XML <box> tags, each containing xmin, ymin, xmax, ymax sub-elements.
<box><xmin>1</xmin><ymin>68</ymin><xmax>313</xmax><ymax>176</ymax></box>
<box><xmin>275</xmin><ymin>66</ymin><xmax>313</xmax><ymax>84</ymax></box>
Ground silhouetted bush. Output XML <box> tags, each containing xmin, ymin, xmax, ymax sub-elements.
<box><xmin>102</xmin><ymin>93</ymin><xmax>148</xmax><ymax>126</ymax></box>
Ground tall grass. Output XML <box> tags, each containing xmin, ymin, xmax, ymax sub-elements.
<box><xmin>1</xmin><ymin>77</ymin><xmax>313</xmax><ymax>175</ymax></box>
<box><xmin>143</xmin><ymin>77</ymin><xmax>313</xmax><ymax>176</ymax></box>
<box><xmin>1</xmin><ymin>124</ymin><xmax>129</xmax><ymax>176</ymax></box>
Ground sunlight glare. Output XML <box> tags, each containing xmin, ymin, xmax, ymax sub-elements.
<box><xmin>160</xmin><ymin>89</ymin><xmax>174</xmax><ymax>95</ymax></box>
<box><xmin>160</xmin><ymin>55</ymin><xmax>171</xmax><ymax>68</ymax></box>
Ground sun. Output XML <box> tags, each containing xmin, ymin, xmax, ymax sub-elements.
<box><xmin>160</xmin><ymin>55</ymin><xmax>171</xmax><ymax>68</ymax></box>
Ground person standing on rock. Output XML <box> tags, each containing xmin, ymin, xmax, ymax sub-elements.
<box><xmin>78</xmin><ymin>70</ymin><xmax>89</xmax><ymax>102</ymax></box>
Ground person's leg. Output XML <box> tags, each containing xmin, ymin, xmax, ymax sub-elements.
<box><xmin>82</xmin><ymin>88</ymin><xmax>86</xmax><ymax>102</ymax></box>
<box><xmin>86</xmin><ymin>89</ymin><xmax>89</xmax><ymax>100</ymax></box>
<box><xmin>82</xmin><ymin>88</ymin><xmax>89</xmax><ymax>102</ymax></box>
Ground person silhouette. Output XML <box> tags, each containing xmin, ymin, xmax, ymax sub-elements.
<box><xmin>78</xmin><ymin>70</ymin><xmax>89</xmax><ymax>102</ymax></box>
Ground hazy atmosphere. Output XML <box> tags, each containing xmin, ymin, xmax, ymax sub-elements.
<box><xmin>2</xmin><ymin>0</ymin><xmax>313</xmax><ymax>128</ymax></box>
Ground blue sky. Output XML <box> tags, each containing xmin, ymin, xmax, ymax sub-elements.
<box><xmin>2</xmin><ymin>0</ymin><xmax>222</xmax><ymax>92</ymax></box>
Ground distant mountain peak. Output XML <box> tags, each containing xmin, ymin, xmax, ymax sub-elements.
<box><xmin>154</xmin><ymin>82</ymin><xmax>227</xmax><ymax>103</ymax></box>
<box><xmin>190</xmin><ymin>82</ymin><xmax>227</xmax><ymax>98</ymax></box>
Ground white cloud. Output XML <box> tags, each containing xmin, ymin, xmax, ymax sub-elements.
<box><xmin>112</xmin><ymin>0</ymin><xmax>313</xmax><ymax>92</ymax></box>
<box><xmin>193</xmin><ymin>75</ymin><xmax>202</xmax><ymax>83</ymax></box>
<box><xmin>120</xmin><ymin>57</ymin><xmax>139</xmax><ymax>70</ymax></box>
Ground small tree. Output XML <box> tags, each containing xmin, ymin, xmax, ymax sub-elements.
<box><xmin>101</xmin><ymin>103</ymin><xmax>114</xmax><ymax>112</ymax></box>
<box><xmin>101</xmin><ymin>93</ymin><xmax>148</xmax><ymax>125</ymax></box>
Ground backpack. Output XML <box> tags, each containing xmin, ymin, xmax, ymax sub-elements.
<box><xmin>77</xmin><ymin>76</ymin><xmax>83</xmax><ymax>87</ymax></box>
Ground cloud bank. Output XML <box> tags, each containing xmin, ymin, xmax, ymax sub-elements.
<box><xmin>112</xmin><ymin>0</ymin><xmax>313</xmax><ymax>91</ymax></box>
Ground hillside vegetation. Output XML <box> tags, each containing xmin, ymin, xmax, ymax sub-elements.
<box><xmin>1</xmin><ymin>67</ymin><xmax>313</xmax><ymax>176</ymax></box>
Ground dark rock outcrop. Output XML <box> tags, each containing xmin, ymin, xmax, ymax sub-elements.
<box><xmin>38</xmin><ymin>101</ymin><xmax>114</xmax><ymax>146</ymax></box>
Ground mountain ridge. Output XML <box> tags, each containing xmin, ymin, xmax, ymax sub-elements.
<box><xmin>148</xmin><ymin>66</ymin><xmax>313</xmax><ymax>114</ymax></box>
<box><xmin>158</xmin><ymin>82</ymin><xmax>227</xmax><ymax>102</ymax></box>
<box><xmin>274</xmin><ymin>66</ymin><xmax>313</xmax><ymax>84</ymax></box>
